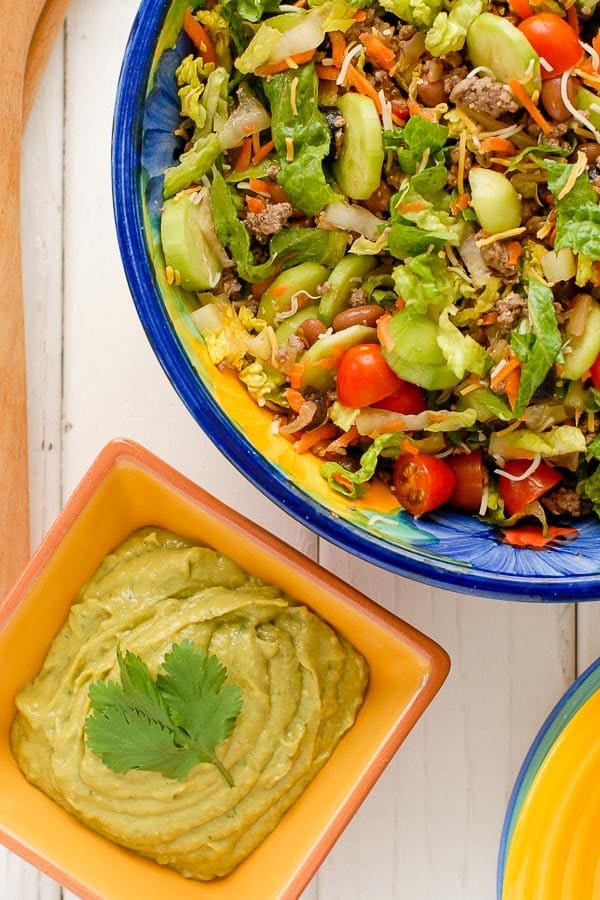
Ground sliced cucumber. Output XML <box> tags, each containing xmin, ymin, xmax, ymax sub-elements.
<box><xmin>301</xmin><ymin>324</ymin><xmax>377</xmax><ymax>392</ymax></box>
<box><xmin>257</xmin><ymin>262</ymin><xmax>330</xmax><ymax>326</ymax></box>
<box><xmin>332</xmin><ymin>93</ymin><xmax>384</xmax><ymax>201</ymax></box>
<box><xmin>274</xmin><ymin>304</ymin><xmax>320</xmax><ymax>344</ymax></box>
<box><xmin>576</xmin><ymin>86</ymin><xmax>600</xmax><ymax>130</ymax></box>
<box><xmin>382</xmin><ymin>309</ymin><xmax>460</xmax><ymax>390</ymax></box>
<box><xmin>160</xmin><ymin>191</ymin><xmax>224</xmax><ymax>292</ymax></box>
<box><xmin>318</xmin><ymin>255</ymin><xmax>378</xmax><ymax>326</ymax></box>
<box><xmin>468</xmin><ymin>167</ymin><xmax>522</xmax><ymax>234</ymax></box>
<box><xmin>467</xmin><ymin>13</ymin><xmax>541</xmax><ymax>96</ymax></box>
<box><xmin>562</xmin><ymin>300</ymin><xmax>600</xmax><ymax>380</ymax></box>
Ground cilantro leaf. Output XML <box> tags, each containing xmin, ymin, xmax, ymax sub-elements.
<box><xmin>85</xmin><ymin>642</ymin><xmax>242</xmax><ymax>785</ymax></box>
<box><xmin>157</xmin><ymin>640</ymin><xmax>242</xmax><ymax>783</ymax></box>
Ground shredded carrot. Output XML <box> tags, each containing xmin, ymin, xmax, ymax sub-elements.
<box><xmin>505</xmin><ymin>367</ymin><xmax>521</xmax><ymax>410</ymax></box>
<box><xmin>353</xmin><ymin>9</ymin><xmax>367</xmax><ymax>20</ymax></box>
<box><xmin>400</xmin><ymin>439</ymin><xmax>420</xmax><ymax>456</ymax></box>
<box><xmin>501</xmin><ymin>524</ymin><xmax>579</xmax><ymax>549</ymax></box>
<box><xmin>566</xmin><ymin>2</ymin><xmax>579</xmax><ymax>33</ymax></box>
<box><xmin>594</xmin><ymin>29</ymin><xmax>600</xmax><ymax>55</ymax></box>
<box><xmin>289</xmin><ymin>363</ymin><xmax>305</xmax><ymax>390</ymax></box>
<box><xmin>479</xmin><ymin>311</ymin><xmax>498</xmax><ymax>326</ymax></box>
<box><xmin>479</xmin><ymin>137</ymin><xmax>518</xmax><ymax>155</ymax></box>
<box><xmin>234</xmin><ymin>137</ymin><xmax>252</xmax><ymax>173</ymax></box>
<box><xmin>284</xmin><ymin>388</ymin><xmax>306</xmax><ymax>413</ymax></box>
<box><xmin>506</xmin><ymin>241</ymin><xmax>523</xmax><ymax>267</ymax></box>
<box><xmin>248</xmin><ymin>178</ymin><xmax>289</xmax><ymax>204</ymax></box>
<box><xmin>252</xmin><ymin>139</ymin><xmax>275</xmax><ymax>165</ymax></box>
<box><xmin>255</xmin><ymin>49</ymin><xmax>316</xmax><ymax>77</ymax></box>
<box><xmin>508</xmin><ymin>79</ymin><xmax>552</xmax><ymax>135</ymax></box>
<box><xmin>329</xmin><ymin>31</ymin><xmax>346</xmax><ymax>68</ymax></box>
<box><xmin>325</xmin><ymin>426</ymin><xmax>360</xmax><ymax>453</ymax></box>
<box><xmin>331</xmin><ymin>470</ymin><xmax>356</xmax><ymax>493</ymax></box>
<box><xmin>294</xmin><ymin>423</ymin><xmax>338</xmax><ymax>454</ymax></box>
<box><xmin>183</xmin><ymin>8</ymin><xmax>217</xmax><ymax>64</ymax></box>
<box><xmin>398</xmin><ymin>199</ymin><xmax>428</xmax><ymax>214</ymax></box>
<box><xmin>450</xmin><ymin>192</ymin><xmax>471</xmax><ymax>215</ymax></box>
<box><xmin>314</xmin><ymin>349</ymin><xmax>345</xmax><ymax>369</ymax></box>
<box><xmin>269</xmin><ymin>282</ymin><xmax>291</xmax><ymax>298</ymax></box>
<box><xmin>346</xmin><ymin>64</ymin><xmax>382</xmax><ymax>114</ymax></box>
<box><xmin>246</xmin><ymin>195</ymin><xmax>266</xmax><ymax>214</ymax></box>
<box><xmin>315</xmin><ymin>64</ymin><xmax>341</xmax><ymax>81</ymax></box>
<box><xmin>377</xmin><ymin>314</ymin><xmax>395</xmax><ymax>353</ymax></box>
<box><xmin>490</xmin><ymin>354</ymin><xmax>521</xmax><ymax>392</ymax></box>
<box><xmin>359</xmin><ymin>32</ymin><xmax>396</xmax><ymax>72</ymax></box>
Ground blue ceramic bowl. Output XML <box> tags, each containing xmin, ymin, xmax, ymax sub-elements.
<box><xmin>112</xmin><ymin>0</ymin><xmax>600</xmax><ymax>602</ymax></box>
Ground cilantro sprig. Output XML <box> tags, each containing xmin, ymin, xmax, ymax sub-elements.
<box><xmin>85</xmin><ymin>641</ymin><xmax>242</xmax><ymax>786</ymax></box>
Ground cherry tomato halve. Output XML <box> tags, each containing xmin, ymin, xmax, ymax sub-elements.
<box><xmin>336</xmin><ymin>344</ymin><xmax>402</xmax><ymax>408</ymax></box>
<box><xmin>446</xmin><ymin>449</ymin><xmax>486</xmax><ymax>512</ymax></box>
<box><xmin>518</xmin><ymin>14</ymin><xmax>583</xmax><ymax>79</ymax></box>
<box><xmin>590</xmin><ymin>352</ymin><xmax>600</xmax><ymax>389</ymax></box>
<box><xmin>393</xmin><ymin>453</ymin><xmax>457</xmax><ymax>517</ymax></box>
<box><xmin>374</xmin><ymin>380</ymin><xmax>427</xmax><ymax>415</ymax></box>
<box><xmin>498</xmin><ymin>459</ymin><xmax>563</xmax><ymax>516</ymax></box>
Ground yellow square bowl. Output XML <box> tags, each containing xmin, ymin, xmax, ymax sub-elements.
<box><xmin>0</xmin><ymin>438</ymin><xmax>449</xmax><ymax>900</ymax></box>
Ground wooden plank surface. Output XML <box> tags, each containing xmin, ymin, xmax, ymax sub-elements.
<box><xmin>2</xmin><ymin>2</ymin><xmax>600</xmax><ymax>898</ymax></box>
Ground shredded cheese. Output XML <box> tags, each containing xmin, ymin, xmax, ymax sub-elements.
<box><xmin>290</xmin><ymin>76</ymin><xmax>299</xmax><ymax>116</ymax></box>
<box><xmin>580</xmin><ymin>39</ymin><xmax>600</xmax><ymax>72</ymax></box>
<box><xmin>476</xmin><ymin>227</ymin><xmax>526</xmax><ymax>247</ymax></box>
<box><xmin>284</xmin><ymin>55</ymin><xmax>300</xmax><ymax>70</ymax></box>
<box><xmin>336</xmin><ymin>42</ymin><xmax>362</xmax><ymax>86</ymax></box>
<box><xmin>478</xmin><ymin>123</ymin><xmax>524</xmax><ymax>140</ymax></box>
<box><xmin>466</xmin><ymin>65</ymin><xmax>495</xmax><ymax>79</ymax></box>
<box><xmin>560</xmin><ymin>70</ymin><xmax>600</xmax><ymax>142</ymax></box>
<box><xmin>478</xmin><ymin>483</ymin><xmax>489</xmax><ymax>517</ymax></box>
<box><xmin>379</xmin><ymin>90</ymin><xmax>393</xmax><ymax>131</ymax></box>
<box><xmin>285</xmin><ymin>136</ymin><xmax>295</xmax><ymax>161</ymax></box>
<box><xmin>457</xmin><ymin>129</ymin><xmax>467</xmax><ymax>196</ymax></box>
<box><xmin>495</xmin><ymin>455</ymin><xmax>542</xmax><ymax>482</ymax></box>
<box><xmin>557</xmin><ymin>148</ymin><xmax>588</xmax><ymax>200</ymax></box>
<box><xmin>539</xmin><ymin>56</ymin><xmax>554</xmax><ymax>73</ymax></box>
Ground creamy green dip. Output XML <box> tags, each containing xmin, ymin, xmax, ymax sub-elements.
<box><xmin>11</xmin><ymin>527</ymin><xmax>368</xmax><ymax>881</ymax></box>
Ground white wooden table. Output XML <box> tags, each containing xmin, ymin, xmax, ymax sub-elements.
<box><xmin>3</xmin><ymin>2</ymin><xmax>600</xmax><ymax>898</ymax></box>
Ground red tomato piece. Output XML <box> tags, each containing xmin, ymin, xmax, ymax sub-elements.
<box><xmin>393</xmin><ymin>453</ymin><xmax>457</xmax><ymax>517</ymax></box>
<box><xmin>374</xmin><ymin>380</ymin><xmax>427</xmax><ymax>415</ymax></box>
<box><xmin>498</xmin><ymin>459</ymin><xmax>563</xmax><ymax>517</ymax></box>
<box><xmin>518</xmin><ymin>14</ymin><xmax>583</xmax><ymax>79</ymax></box>
<box><xmin>446</xmin><ymin>449</ymin><xmax>487</xmax><ymax>512</ymax></box>
<box><xmin>590</xmin><ymin>352</ymin><xmax>600</xmax><ymax>389</ymax></box>
<box><xmin>336</xmin><ymin>344</ymin><xmax>402</xmax><ymax>408</ymax></box>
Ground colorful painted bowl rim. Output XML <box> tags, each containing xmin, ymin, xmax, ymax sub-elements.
<box><xmin>496</xmin><ymin>655</ymin><xmax>600</xmax><ymax>898</ymax></box>
<box><xmin>111</xmin><ymin>0</ymin><xmax>600</xmax><ymax>603</ymax></box>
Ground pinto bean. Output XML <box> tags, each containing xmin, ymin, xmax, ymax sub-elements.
<box><xmin>297</xmin><ymin>317</ymin><xmax>327</xmax><ymax>347</ymax></box>
<box><xmin>332</xmin><ymin>304</ymin><xmax>384</xmax><ymax>331</ymax></box>
<box><xmin>540</xmin><ymin>75</ymin><xmax>577</xmax><ymax>122</ymax></box>
<box><xmin>577</xmin><ymin>141</ymin><xmax>600</xmax><ymax>164</ymax></box>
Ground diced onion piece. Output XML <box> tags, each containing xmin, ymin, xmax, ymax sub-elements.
<box><xmin>190</xmin><ymin>302</ymin><xmax>225</xmax><ymax>334</ymax></box>
<box><xmin>271</xmin><ymin>9</ymin><xmax>326</xmax><ymax>63</ymax></box>
<box><xmin>246</xmin><ymin>328</ymin><xmax>273</xmax><ymax>360</ymax></box>
<box><xmin>540</xmin><ymin>246</ymin><xmax>577</xmax><ymax>285</ymax></box>
<box><xmin>320</xmin><ymin>200</ymin><xmax>384</xmax><ymax>241</ymax></box>
<box><xmin>567</xmin><ymin>292</ymin><xmax>592</xmax><ymax>338</ymax></box>
<box><xmin>458</xmin><ymin>233</ymin><xmax>491</xmax><ymax>288</ymax></box>
<box><xmin>219</xmin><ymin>93</ymin><xmax>271</xmax><ymax>150</ymax></box>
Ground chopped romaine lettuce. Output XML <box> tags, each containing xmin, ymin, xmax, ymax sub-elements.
<box><xmin>425</xmin><ymin>0</ymin><xmax>482</xmax><ymax>56</ymax></box>
<box><xmin>547</xmin><ymin>160</ymin><xmax>600</xmax><ymax>260</ymax></box>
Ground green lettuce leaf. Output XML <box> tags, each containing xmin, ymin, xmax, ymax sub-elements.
<box><xmin>385</xmin><ymin>116</ymin><xmax>449</xmax><ymax>175</ymax></box>
<box><xmin>320</xmin><ymin>433</ymin><xmax>405</xmax><ymax>499</ymax></box>
<box><xmin>210</xmin><ymin>172</ymin><xmax>346</xmax><ymax>281</ymax></box>
<box><xmin>425</xmin><ymin>0</ymin><xmax>482</xmax><ymax>55</ymax></box>
<box><xmin>380</xmin><ymin>0</ymin><xmax>443</xmax><ymax>29</ymax></box>
<box><xmin>510</xmin><ymin>278</ymin><xmax>563</xmax><ymax>418</ymax></box>
<box><xmin>437</xmin><ymin>304</ymin><xmax>492</xmax><ymax>379</ymax></box>
<box><xmin>489</xmin><ymin>425</ymin><xmax>587</xmax><ymax>460</ymax></box>
<box><xmin>579</xmin><ymin>466</ymin><xmax>600</xmax><ymax>515</ymax></box>
<box><xmin>547</xmin><ymin>160</ymin><xmax>600</xmax><ymax>260</ymax></box>
<box><xmin>392</xmin><ymin>253</ymin><xmax>463</xmax><ymax>312</ymax></box>
<box><xmin>263</xmin><ymin>66</ymin><xmax>339</xmax><ymax>216</ymax></box>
